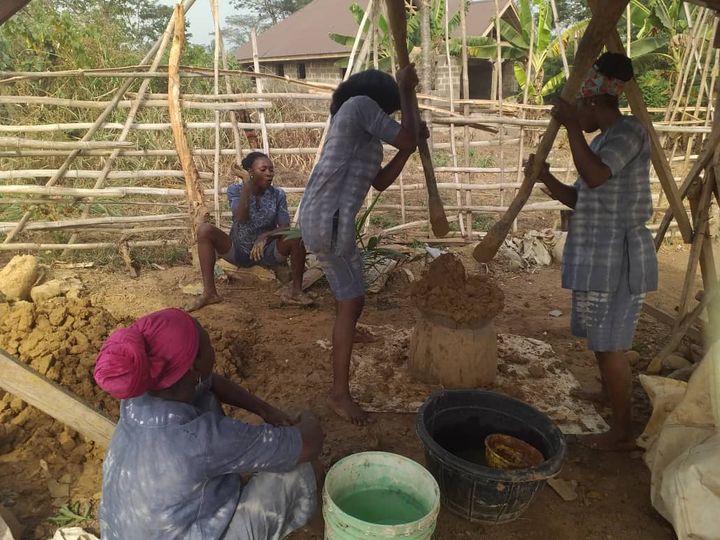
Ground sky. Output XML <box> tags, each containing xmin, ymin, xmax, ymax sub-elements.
<box><xmin>158</xmin><ymin>0</ymin><xmax>237</xmax><ymax>45</ymax></box>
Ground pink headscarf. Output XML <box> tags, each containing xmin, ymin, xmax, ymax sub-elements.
<box><xmin>94</xmin><ymin>308</ymin><xmax>200</xmax><ymax>399</ymax></box>
<box><xmin>577</xmin><ymin>64</ymin><xmax>626</xmax><ymax>99</ymax></box>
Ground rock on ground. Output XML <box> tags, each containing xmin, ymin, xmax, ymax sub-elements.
<box><xmin>0</xmin><ymin>255</ymin><xmax>39</xmax><ymax>301</ymax></box>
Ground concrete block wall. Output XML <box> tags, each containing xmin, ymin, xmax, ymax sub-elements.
<box><xmin>251</xmin><ymin>57</ymin><xmax>516</xmax><ymax>101</ymax></box>
<box><xmin>433</xmin><ymin>55</ymin><xmax>462</xmax><ymax>100</ymax></box>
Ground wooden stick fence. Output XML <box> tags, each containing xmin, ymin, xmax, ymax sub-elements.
<box><xmin>0</xmin><ymin>0</ymin><xmax>714</xmax><ymax>258</ymax></box>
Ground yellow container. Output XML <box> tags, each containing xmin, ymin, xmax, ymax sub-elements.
<box><xmin>485</xmin><ymin>434</ymin><xmax>544</xmax><ymax>470</ymax></box>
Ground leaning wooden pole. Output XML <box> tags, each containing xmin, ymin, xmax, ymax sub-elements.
<box><xmin>0</xmin><ymin>348</ymin><xmax>115</xmax><ymax>447</ymax></box>
<box><xmin>168</xmin><ymin>3</ymin><xmax>209</xmax><ymax>237</ymax></box>
<box><xmin>473</xmin><ymin>0</ymin><xmax>631</xmax><ymax>262</ymax></box>
<box><xmin>386</xmin><ymin>0</ymin><xmax>450</xmax><ymax>237</ymax></box>
<box><xmin>212</xmin><ymin>0</ymin><xmax>223</xmax><ymax>225</ymax></box>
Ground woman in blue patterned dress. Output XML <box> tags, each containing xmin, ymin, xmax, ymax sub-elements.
<box><xmin>186</xmin><ymin>152</ymin><xmax>312</xmax><ymax>312</ymax></box>
<box><xmin>298</xmin><ymin>66</ymin><xmax>426</xmax><ymax>424</ymax></box>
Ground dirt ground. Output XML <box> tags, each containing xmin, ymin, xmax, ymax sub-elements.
<box><xmin>0</xmin><ymin>243</ymin><xmax>696</xmax><ymax>540</ymax></box>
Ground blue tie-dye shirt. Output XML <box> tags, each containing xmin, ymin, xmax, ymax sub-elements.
<box><xmin>99</xmin><ymin>378</ymin><xmax>302</xmax><ymax>539</ymax></box>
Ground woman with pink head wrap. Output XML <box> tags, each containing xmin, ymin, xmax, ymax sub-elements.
<box><xmin>95</xmin><ymin>308</ymin><xmax>324</xmax><ymax>539</ymax></box>
<box><xmin>525</xmin><ymin>53</ymin><xmax>657</xmax><ymax>451</ymax></box>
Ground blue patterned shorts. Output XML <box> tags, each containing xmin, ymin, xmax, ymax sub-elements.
<box><xmin>315</xmin><ymin>249</ymin><xmax>365</xmax><ymax>301</ymax></box>
<box><xmin>571</xmin><ymin>285</ymin><xmax>645</xmax><ymax>352</ymax></box>
<box><xmin>220</xmin><ymin>238</ymin><xmax>286</xmax><ymax>268</ymax></box>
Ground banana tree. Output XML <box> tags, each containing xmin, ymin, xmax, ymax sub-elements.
<box><xmin>453</xmin><ymin>0</ymin><xmax>588</xmax><ymax>103</ymax></box>
<box><xmin>620</xmin><ymin>0</ymin><xmax>689</xmax><ymax>74</ymax></box>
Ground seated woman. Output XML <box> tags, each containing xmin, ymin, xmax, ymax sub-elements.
<box><xmin>186</xmin><ymin>152</ymin><xmax>312</xmax><ymax>312</ymax></box>
<box><xmin>95</xmin><ymin>308</ymin><xmax>324</xmax><ymax>539</ymax></box>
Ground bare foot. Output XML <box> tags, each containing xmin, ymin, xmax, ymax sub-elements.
<box><xmin>184</xmin><ymin>293</ymin><xmax>222</xmax><ymax>312</ymax></box>
<box><xmin>577</xmin><ymin>431</ymin><xmax>636</xmax><ymax>452</ymax></box>
<box><xmin>353</xmin><ymin>326</ymin><xmax>379</xmax><ymax>344</ymax></box>
<box><xmin>280</xmin><ymin>288</ymin><xmax>314</xmax><ymax>306</ymax></box>
<box><xmin>570</xmin><ymin>387</ymin><xmax>609</xmax><ymax>405</ymax></box>
<box><xmin>327</xmin><ymin>394</ymin><xmax>370</xmax><ymax>426</ymax></box>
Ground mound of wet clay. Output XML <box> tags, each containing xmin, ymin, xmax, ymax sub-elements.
<box><xmin>411</xmin><ymin>254</ymin><xmax>505</xmax><ymax>325</ymax></box>
<box><xmin>0</xmin><ymin>297</ymin><xmax>126</xmax><ymax>422</ymax></box>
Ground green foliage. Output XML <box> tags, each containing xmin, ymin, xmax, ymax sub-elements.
<box><xmin>469</xmin><ymin>151</ymin><xmax>495</xmax><ymax>168</ymax></box>
<box><xmin>553</xmin><ymin>0</ymin><xmax>590</xmax><ymax>27</ymax></box>
<box><xmin>431</xmin><ymin>151</ymin><xmax>450</xmax><ymax>167</ymax></box>
<box><xmin>460</xmin><ymin>0</ymin><xmax>588</xmax><ymax>103</ymax></box>
<box><xmin>636</xmin><ymin>71</ymin><xmax>672</xmax><ymax>108</ymax></box>
<box><xmin>48</xmin><ymin>502</ymin><xmax>93</xmax><ymax>528</ymax></box>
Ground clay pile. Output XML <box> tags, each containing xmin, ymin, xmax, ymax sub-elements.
<box><xmin>411</xmin><ymin>254</ymin><xmax>505</xmax><ymax>325</ymax></box>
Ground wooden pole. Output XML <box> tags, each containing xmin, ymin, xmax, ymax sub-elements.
<box><xmin>0</xmin><ymin>348</ymin><xmax>115</xmax><ymax>447</ymax></box>
<box><xmin>550</xmin><ymin>0</ymin><xmax>570</xmax><ymax>79</ymax></box>
<box><xmin>386</xmin><ymin>0</ymin><xmax>450</xmax><ymax>237</ymax></box>
<box><xmin>655</xmin><ymin>103</ymin><xmax>720</xmax><ymax>247</ymax></box>
<box><xmin>250</xmin><ymin>29</ymin><xmax>270</xmax><ymax>154</ymax></box>
<box><xmin>168</xmin><ymin>3</ymin><xmax>209</xmax><ymax>236</ymax></box>
<box><xmin>445</xmin><ymin>0</ymin><xmax>465</xmax><ymax>237</ymax></box>
<box><xmin>675</xmin><ymin>175</ymin><xmax>714</xmax><ymax>324</ymax></box>
<box><xmin>459</xmin><ymin>0</ymin><xmax>472</xmax><ymax>236</ymax></box>
<box><xmin>514</xmin><ymin>5</ymin><xmax>534</xmax><ymax>235</ymax></box>
<box><xmin>420</xmin><ymin>0</ymin><xmax>433</xmax><ymax>150</ymax></box>
<box><xmin>473</xmin><ymin>0</ymin><xmax>631</xmax><ymax>262</ymax></box>
<box><xmin>492</xmin><ymin>0</ymin><xmax>508</xmax><ymax>230</ymax></box>
<box><xmin>647</xmin><ymin>286</ymin><xmax>718</xmax><ymax>374</ymax></box>
<box><xmin>212</xmin><ymin>0</ymin><xmax>222</xmax><ymax>225</ymax></box>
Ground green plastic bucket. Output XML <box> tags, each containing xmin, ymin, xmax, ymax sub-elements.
<box><xmin>323</xmin><ymin>451</ymin><xmax>440</xmax><ymax>539</ymax></box>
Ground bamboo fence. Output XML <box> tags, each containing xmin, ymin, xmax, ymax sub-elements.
<box><xmin>0</xmin><ymin>0</ymin><xmax>716</xmax><ymax>256</ymax></box>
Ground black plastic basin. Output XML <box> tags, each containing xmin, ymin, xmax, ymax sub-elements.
<box><xmin>417</xmin><ymin>389</ymin><xmax>566</xmax><ymax>524</ymax></box>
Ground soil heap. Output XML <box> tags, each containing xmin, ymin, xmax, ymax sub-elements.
<box><xmin>411</xmin><ymin>254</ymin><xmax>504</xmax><ymax>326</ymax></box>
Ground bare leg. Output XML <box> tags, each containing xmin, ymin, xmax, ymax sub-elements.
<box><xmin>277</xmin><ymin>237</ymin><xmax>313</xmax><ymax>304</ymax></box>
<box><xmin>582</xmin><ymin>351</ymin><xmax>635</xmax><ymax>451</ymax></box>
<box><xmin>327</xmin><ymin>295</ymin><xmax>368</xmax><ymax>425</ymax></box>
<box><xmin>184</xmin><ymin>223</ymin><xmax>231</xmax><ymax>312</ymax></box>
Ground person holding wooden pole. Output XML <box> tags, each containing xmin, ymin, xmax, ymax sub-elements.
<box><xmin>528</xmin><ymin>53</ymin><xmax>658</xmax><ymax>451</ymax></box>
<box><xmin>299</xmin><ymin>67</ymin><xmax>427</xmax><ymax>425</ymax></box>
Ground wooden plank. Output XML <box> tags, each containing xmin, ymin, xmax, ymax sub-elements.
<box><xmin>0</xmin><ymin>348</ymin><xmax>115</xmax><ymax>446</ymax></box>
<box><xmin>642</xmin><ymin>302</ymin><xmax>704</xmax><ymax>343</ymax></box>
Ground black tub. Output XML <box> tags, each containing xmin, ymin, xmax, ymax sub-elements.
<box><xmin>416</xmin><ymin>389</ymin><xmax>566</xmax><ymax>524</ymax></box>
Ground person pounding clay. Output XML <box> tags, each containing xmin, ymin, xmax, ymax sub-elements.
<box><xmin>94</xmin><ymin>308</ymin><xmax>324</xmax><ymax>539</ymax></box>
<box><xmin>185</xmin><ymin>152</ymin><xmax>313</xmax><ymax>312</ymax></box>
<box><xmin>526</xmin><ymin>53</ymin><xmax>658</xmax><ymax>451</ymax></box>
<box><xmin>298</xmin><ymin>67</ymin><xmax>428</xmax><ymax>425</ymax></box>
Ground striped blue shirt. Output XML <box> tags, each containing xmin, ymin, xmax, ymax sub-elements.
<box><xmin>299</xmin><ymin>95</ymin><xmax>401</xmax><ymax>255</ymax></box>
<box><xmin>562</xmin><ymin>115</ymin><xmax>658</xmax><ymax>294</ymax></box>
